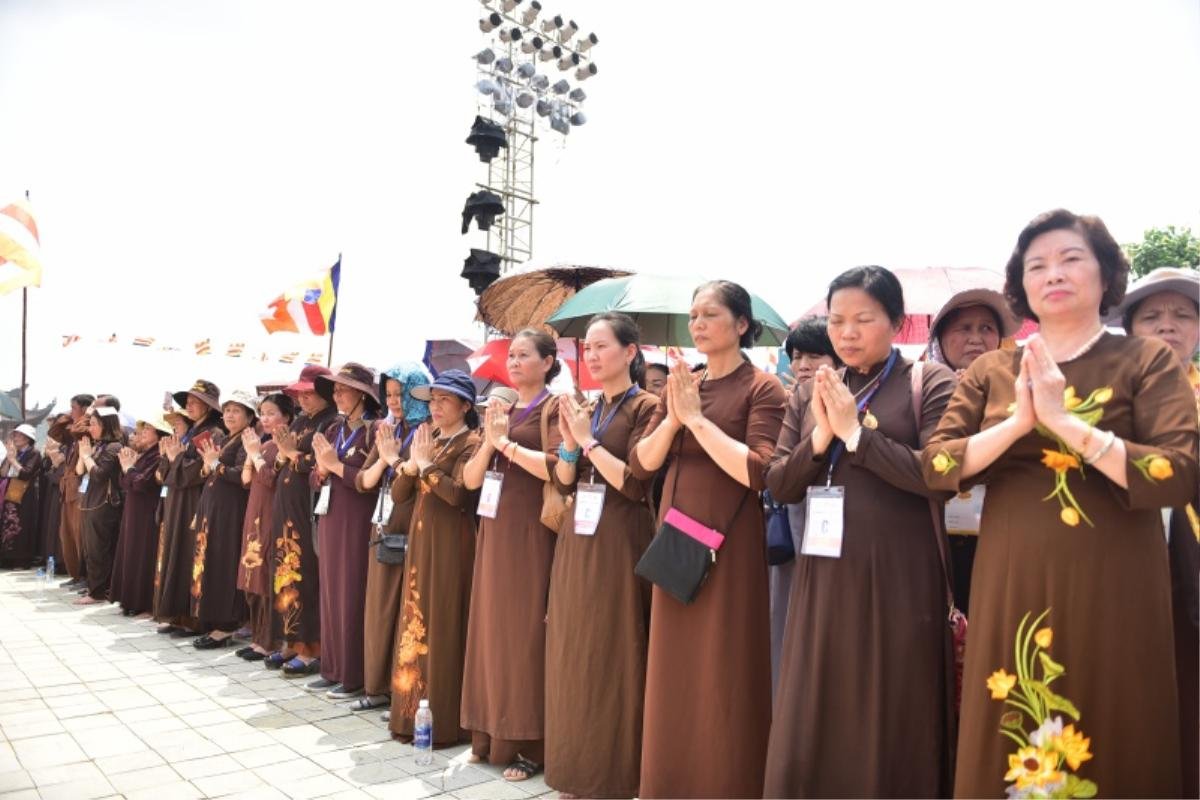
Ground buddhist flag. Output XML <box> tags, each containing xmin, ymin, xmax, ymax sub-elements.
<box><xmin>259</xmin><ymin>258</ymin><xmax>341</xmax><ymax>335</ymax></box>
<box><xmin>0</xmin><ymin>198</ymin><xmax>42</xmax><ymax>295</ymax></box>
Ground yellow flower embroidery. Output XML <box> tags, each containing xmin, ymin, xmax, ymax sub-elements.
<box><xmin>1132</xmin><ymin>453</ymin><xmax>1174</xmax><ymax>483</ymax></box>
<box><xmin>988</xmin><ymin>669</ymin><xmax>1017</xmax><ymax>700</ymax></box>
<box><xmin>1005</xmin><ymin>746</ymin><xmax>1065</xmax><ymax>792</ymax></box>
<box><xmin>1053</xmin><ymin>724</ymin><xmax>1094</xmax><ymax>772</ymax></box>
<box><xmin>391</xmin><ymin>566</ymin><xmax>429</xmax><ymax>720</ymax></box>
<box><xmin>1034</xmin><ymin>627</ymin><xmax>1053</xmax><ymax>649</ymax></box>
<box><xmin>932</xmin><ymin>450</ymin><xmax>958</xmax><ymax>476</ymax></box>
<box><xmin>992</xmin><ymin>610</ymin><xmax>1098</xmax><ymax>799</ymax></box>
<box><xmin>240</xmin><ymin>537</ymin><xmax>263</xmax><ymax>572</ymax></box>
<box><xmin>1037</xmin><ymin>386</ymin><xmax>1114</xmax><ymax>529</ymax></box>
<box><xmin>1041</xmin><ymin>450</ymin><xmax>1080</xmax><ymax>473</ymax></box>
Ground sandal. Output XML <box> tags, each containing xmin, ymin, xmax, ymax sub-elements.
<box><xmin>503</xmin><ymin>755</ymin><xmax>542</xmax><ymax>782</ymax></box>
<box><xmin>347</xmin><ymin>695</ymin><xmax>389</xmax><ymax>711</ymax></box>
<box><xmin>281</xmin><ymin>656</ymin><xmax>321</xmax><ymax>677</ymax></box>
<box><xmin>264</xmin><ymin>651</ymin><xmax>295</xmax><ymax>670</ymax></box>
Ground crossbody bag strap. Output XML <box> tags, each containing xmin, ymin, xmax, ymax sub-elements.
<box><xmin>912</xmin><ymin>361</ymin><xmax>956</xmax><ymax>612</ymax></box>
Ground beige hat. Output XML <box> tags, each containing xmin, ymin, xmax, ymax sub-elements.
<box><xmin>1109</xmin><ymin>267</ymin><xmax>1200</xmax><ymax>329</ymax></box>
<box><xmin>221</xmin><ymin>389</ymin><xmax>260</xmax><ymax>416</ymax></box>
<box><xmin>136</xmin><ymin>414</ymin><xmax>174</xmax><ymax>435</ymax></box>
<box><xmin>476</xmin><ymin>385</ymin><xmax>518</xmax><ymax>408</ymax></box>
<box><xmin>931</xmin><ymin>288</ymin><xmax>1022</xmax><ymax>340</ymax></box>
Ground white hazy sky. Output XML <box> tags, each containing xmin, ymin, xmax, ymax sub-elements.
<box><xmin>1</xmin><ymin>0</ymin><xmax>1198</xmax><ymax>412</ymax></box>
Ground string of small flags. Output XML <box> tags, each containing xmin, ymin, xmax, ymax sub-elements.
<box><xmin>60</xmin><ymin>332</ymin><xmax>325</xmax><ymax>365</ymax></box>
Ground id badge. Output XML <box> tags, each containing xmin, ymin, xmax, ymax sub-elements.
<box><xmin>478</xmin><ymin>470</ymin><xmax>504</xmax><ymax>519</ymax></box>
<box><xmin>79</xmin><ymin>475</ymin><xmax>90</xmax><ymax>494</ymax></box>
<box><xmin>945</xmin><ymin>486</ymin><xmax>986</xmax><ymax>535</ymax></box>
<box><xmin>573</xmin><ymin>483</ymin><xmax>606</xmax><ymax>536</ymax></box>
<box><xmin>314</xmin><ymin>483</ymin><xmax>331</xmax><ymax>516</ymax></box>
<box><xmin>374</xmin><ymin>489</ymin><xmax>395</xmax><ymax>525</ymax></box>
<box><xmin>801</xmin><ymin>485</ymin><xmax>844</xmax><ymax>558</ymax></box>
<box><xmin>160</xmin><ymin>485</ymin><xmax>169</xmax><ymax>499</ymax></box>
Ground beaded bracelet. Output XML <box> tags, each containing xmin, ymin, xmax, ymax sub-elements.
<box><xmin>558</xmin><ymin>443</ymin><xmax>582</xmax><ymax>463</ymax></box>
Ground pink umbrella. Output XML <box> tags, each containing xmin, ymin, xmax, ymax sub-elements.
<box><xmin>794</xmin><ymin>267</ymin><xmax>1038</xmax><ymax>344</ymax></box>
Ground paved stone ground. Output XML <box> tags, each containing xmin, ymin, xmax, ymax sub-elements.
<box><xmin>0</xmin><ymin>570</ymin><xmax>555</xmax><ymax>800</ymax></box>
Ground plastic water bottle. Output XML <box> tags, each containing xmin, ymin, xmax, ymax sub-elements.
<box><xmin>45</xmin><ymin>557</ymin><xmax>55</xmax><ymax>584</ymax></box>
<box><xmin>413</xmin><ymin>699</ymin><xmax>433</xmax><ymax>766</ymax></box>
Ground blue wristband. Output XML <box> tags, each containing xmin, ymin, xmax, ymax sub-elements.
<box><xmin>558</xmin><ymin>443</ymin><xmax>582</xmax><ymax>463</ymax></box>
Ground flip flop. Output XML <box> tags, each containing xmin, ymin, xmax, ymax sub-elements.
<box><xmin>503</xmin><ymin>755</ymin><xmax>542</xmax><ymax>782</ymax></box>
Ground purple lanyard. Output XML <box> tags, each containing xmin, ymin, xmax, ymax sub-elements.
<box><xmin>335</xmin><ymin>423</ymin><xmax>363</xmax><ymax>459</ymax></box>
<box><xmin>591</xmin><ymin>385</ymin><xmax>638</xmax><ymax>442</ymax></box>
<box><xmin>509</xmin><ymin>389</ymin><xmax>549</xmax><ymax>427</ymax></box>
<box><xmin>825</xmin><ymin>348</ymin><xmax>899</xmax><ymax>482</ymax></box>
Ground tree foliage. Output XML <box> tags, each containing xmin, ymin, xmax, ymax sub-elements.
<box><xmin>1123</xmin><ymin>225</ymin><xmax>1200</xmax><ymax>278</ymax></box>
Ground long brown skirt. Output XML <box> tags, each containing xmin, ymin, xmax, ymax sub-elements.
<box><xmin>363</xmin><ymin>554</ymin><xmax>404</xmax><ymax>697</ymax></box>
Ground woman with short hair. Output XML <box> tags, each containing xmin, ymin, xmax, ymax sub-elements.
<box><xmin>923</xmin><ymin>210</ymin><xmax>1198</xmax><ymax>796</ymax></box>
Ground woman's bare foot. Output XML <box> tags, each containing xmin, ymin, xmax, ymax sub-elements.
<box><xmin>467</xmin><ymin>753</ymin><xmax>484</xmax><ymax>764</ymax></box>
<box><xmin>73</xmin><ymin>596</ymin><xmax>100</xmax><ymax>606</ymax></box>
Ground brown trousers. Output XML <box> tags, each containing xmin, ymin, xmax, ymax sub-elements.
<box><xmin>59</xmin><ymin>500</ymin><xmax>84</xmax><ymax>579</ymax></box>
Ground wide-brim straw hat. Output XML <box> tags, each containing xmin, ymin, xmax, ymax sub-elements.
<box><xmin>1108</xmin><ymin>266</ymin><xmax>1200</xmax><ymax>330</ymax></box>
<box><xmin>316</xmin><ymin>362</ymin><xmax>382</xmax><ymax>415</ymax></box>
<box><xmin>137</xmin><ymin>414</ymin><xmax>175</xmax><ymax>435</ymax></box>
<box><xmin>172</xmin><ymin>379</ymin><xmax>222</xmax><ymax>413</ymax></box>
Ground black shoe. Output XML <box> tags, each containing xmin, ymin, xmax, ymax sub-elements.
<box><xmin>170</xmin><ymin>628</ymin><xmax>201</xmax><ymax>639</ymax></box>
<box><xmin>264</xmin><ymin>651</ymin><xmax>288</xmax><ymax>670</ymax></box>
<box><xmin>194</xmin><ymin>635</ymin><xmax>236</xmax><ymax>650</ymax></box>
<box><xmin>235</xmin><ymin>646</ymin><xmax>254</xmax><ymax>657</ymax></box>
<box><xmin>241</xmin><ymin>650</ymin><xmax>266</xmax><ymax>662</ymax></box>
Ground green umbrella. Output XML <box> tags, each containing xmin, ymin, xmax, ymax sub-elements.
<box><xmin>546</xmin><ymin>274</ymin><xmax>790</xmax><ymax>346</ymax></box>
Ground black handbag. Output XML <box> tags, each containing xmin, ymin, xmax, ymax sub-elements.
<box><xmin>764</xmin><ymin>489</ymin><xmax>795</xmax><ymax>566</ymax></box>
<box><xmin>372</xmin><ymin>530</ymin><xmax>407</xmax><ymax>565</ymax></box>
<box><xmin>634</xmin><ymin>436</ymin><xmax>752</xmax><ymax>604</ymax></box>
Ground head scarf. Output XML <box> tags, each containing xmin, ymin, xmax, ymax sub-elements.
<box><xmin>381</xmin><ymin>361</ymin><xmax>433</xmax><ymax>427</ymax></box>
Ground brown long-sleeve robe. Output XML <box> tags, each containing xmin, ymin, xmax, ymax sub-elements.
<box><xmin>763</xmin><ymin>355</ymin><xmax>957</xmax><ymax>798</ymax></box>
<box><xmin>388</xmin><ymin>429</ymin><xmax>480</xmax><ymax>745</ymax></box>
<box><xmin>545</xmin><ymin>389</ymin><xmax>658</xmax><ymax>799</ymax></box>
<box><xmin>922</xmin><ymin>335</ymin><xmax>1198</xmax><ymax>798</ymax></box>
<box><xmin>628</xmin><ymin>361</ymin><xmax>785</xmax><ymax>799</ymax></box>
<box><xmin>110</xmin><ymin>448</ymin><xmax>162</xmax><ymax>614</ymax></box>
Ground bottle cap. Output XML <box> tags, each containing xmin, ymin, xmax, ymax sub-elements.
<box><xmin>418</xmin><ymin>699</ymin><xmax>429</xmax><ymax>708</ymax></box>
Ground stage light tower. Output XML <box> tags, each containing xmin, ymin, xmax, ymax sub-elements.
<box><xmin>464</xmin><ymin>2</ymin><xmax>600</xmax><ymax>277</ymax></box>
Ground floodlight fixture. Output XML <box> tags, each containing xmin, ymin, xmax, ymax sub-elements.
<box><xmin>517</xmin><ymin>62</ymin><xmax>536</xmax><ymax>79</ymax></box>
<box><xmin>551</xmin><ymin>78</ymin><xmax>570</xmax><ymax>94</ymax></box>
<box><xmin>501</xmin><ymin>0</ymin><xmax>520</xmax><ymax>11</ymax></box>
<box><xmin>476</xmin><ymin>78</ymin><xmax>501</xmax><ymax>96</ymax></box>
<box><xmin>539</xmin><ymin>43</ymin><xmax>561</xmax><ymax>62</ymax></box>
<box><xmin>556</xmin><ymin>52</ymin><xmax>579</xmax><ymax>71</ymax></box>
<box><xmin>530</xmin><ymin>74</ymin><xmax>549</xmax><ymax>90</ymax></box>
<box><xmin>568</xmin><ymin>87</ymin><xmax>586</xmax><ymax>102</ymax></box>
<box><xmin>535</xmin><ymin>98</ymin><xmax>552</xmax><ymax>117</ymax></box>
<box><xmin>576</xmin><ymin>32</ymin><xmax>598</xmax><ymax>53</ymax></box>
<box><xmin>559</xmin><ymin>20</ymin><xmax>579</xmax><ymax>43</ymax></box>
<box><xmin>466</xmin><ymin>115</ymin><xmax>508</xmax><ymax>162</ymax></box>
<box><xmin>541</xmin><ymin>14</ymin><xmax>563</xmax><ymax>34</ymax></box>
<box><xmin>499</xmin><ymin>26</ymin><xmax>522</xmax><ymax>43</ymax></box>
<box><xmin>516</xmin><ymin>91</ymin><xmax>535</xmax><ymax>108</ymax></box>
<box><xmin>474</xmin><ymin>48</ymin><xmax>496</xmax><ymax>65</ymax></box>
<box><xmin>575</xmin><ymin>63</ymin><xmax>597</xmax><ymax>80</ymax></box>
<box><xmin>520</xmin><ymin>1</ymin><xmax>542</xmax><ymax>25</ymax></box>
<box><xmin>479</xmin><ymin>12</ymin><xmax>502</xmax><ymax>32</ymax></box>
<box><xmin>495</xmin><ymin>56</ymin><xmax>514</xmax><ymax>73</ymax></box>
<box><xmin>550</xmin><ymin>115</ymin><xmax>570</xmax><ymax>135</ymax></box>
<box><xmin>521</xmin><ymin>34</ymin><xmax>543</xmax><ymax>54</ymax></box>
<box><xmin>461</xmin><ymin>249</ymin><xmax>502</xmax><ymax>295</ymax></box>
<box><xmin>569</xmin><ymin>112</ymin><xmax>586</xmax><ymax>126</ymax></box>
